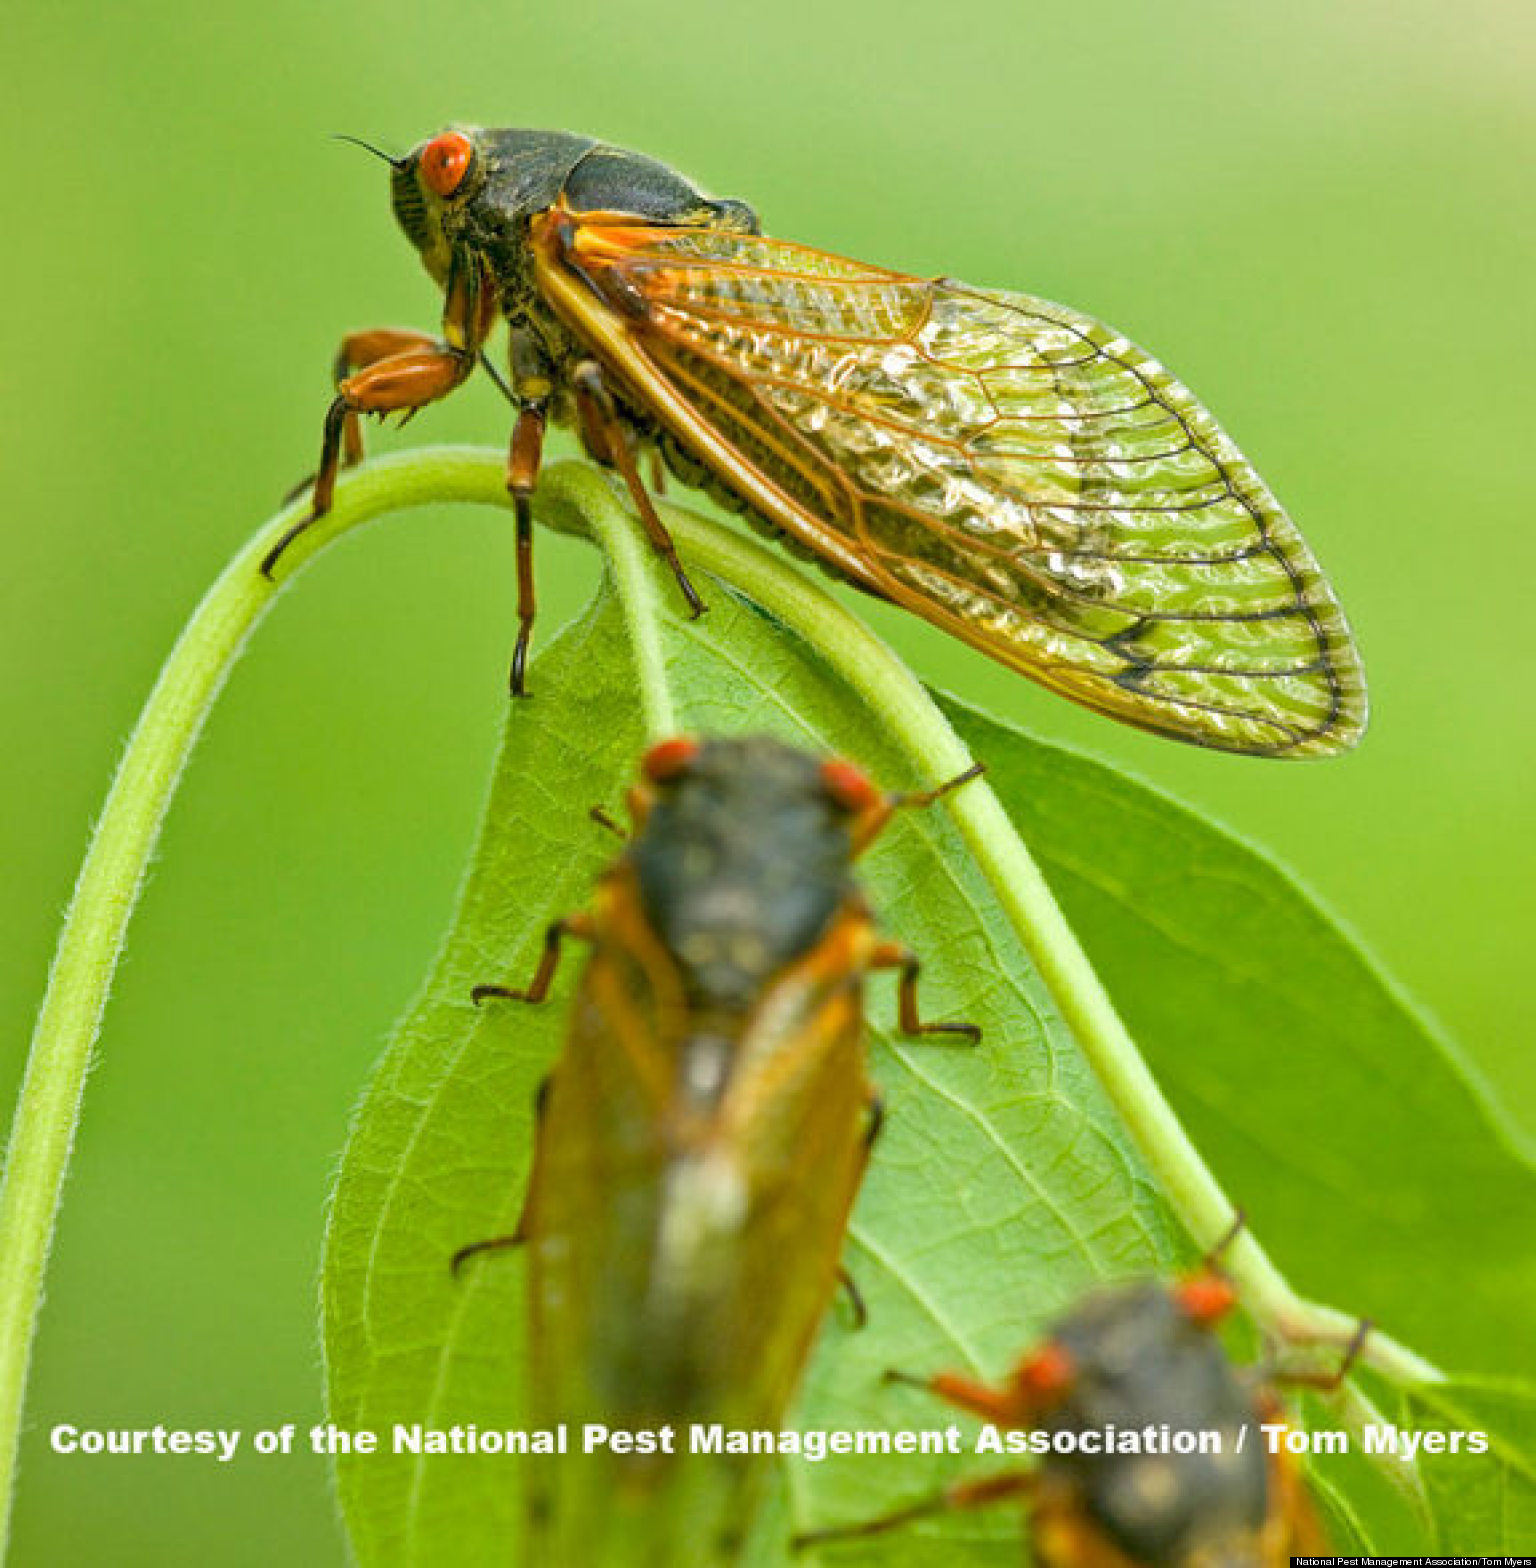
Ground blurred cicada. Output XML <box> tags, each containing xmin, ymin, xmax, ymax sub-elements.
<box><xmin>458</xmin><ymin>735</ymin><xmax>978</xmax><ymax>1562</ymax></box>
<box><xmin>272</xmin><ymin>127</ymin><xmax>1366</xmax><ymax>756</ymax></box>
<box><xmin>800</xmin><ymin>1263</ymin><xmax>1357</xmax><ymax>1564</ymax></box>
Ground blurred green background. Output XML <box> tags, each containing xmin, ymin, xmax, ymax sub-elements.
<box><xmin>2</xmin><ymin>0</ymin><xmax>1531</xmax><ymax>1561</ymax></box>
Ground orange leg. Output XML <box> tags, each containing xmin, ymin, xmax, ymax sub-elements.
<box><xmin>329</xmin><ymin>328</ymin><xmax>443</xmax><ymax>468</ymax></box>
<box><xmin>1202</xmin><ymin>1209</ymin><xmax>1247</xmax><ymax>1270</ymax></box>
<box><xmin>451</xmin><ymin>1232</ymin><xmax>523</xmax><ymax>1275</ymax></box>
<box><xmin>885</xmin><ymin>1367</ymin><xmax>1023</xmax><ymax>1426</ymax></box>
<box><xmin>870</xmin><ymin>941</ymin><xmax>981</xmax><ymax>1043</ymax></box>
<box><xmin>573</xmin><ymin>359</ymin><xmax>707</xmax><ymax>619</ymax></box>
<box><xmin>280</xmin><ymin>328</ymin><xmax>439</xmax><ymax>502</ymax></box>
<box><xmin>849</xmin><ymin>760</ymin><xmax>985</xmax><ymax>857</ymax></box>
<box><xmin>262</xmin><ymin>331</ymin><xmax>473</xmax><ymax>579</ymax></box>
<box><xmin>794</xmin><ymin>1469</ymin><xmax>1033</xmax><ymax>1550</ymax></box>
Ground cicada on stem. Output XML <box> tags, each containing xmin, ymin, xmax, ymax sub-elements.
<box><xmin>276</xmin><ymin>128</ymin><xmax>1365</xmax><ymax>757</ymax></box>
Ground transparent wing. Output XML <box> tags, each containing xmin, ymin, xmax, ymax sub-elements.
<box><xmin>539</xmin><ymin>219</ymin><xmax>1367</xmax><ymax>756</ymax></box>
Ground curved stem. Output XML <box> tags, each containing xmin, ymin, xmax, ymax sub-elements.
<box><xmin>538</xmin><ymin>464</ymin><xmax>677</xmax><ymax>739</ymax></box>
<box><xmin>0</xmin><ymin>450</ymin><xmax>514</xmax><ymax>1554</ymax></box>
<box><xmin>530</xmin><ymin>460</ymin><xmax>1444</xmax><ymax>1392</ymax></box>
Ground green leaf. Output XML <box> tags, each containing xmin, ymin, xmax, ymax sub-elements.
<box><xmin>324</xmin><ymin>469</ymin><xmax>1531</xmax><ymax>1561</ymax></box>
<box><xmin>940</xmin><ymin>696</ymin><xmax>1536</xmax><ymax>1379</ymax></box>
<box><xmin>1404</xmin><ymin>1378</ymin><xmax>1536</xmax><ymax>1546</ymax></box>
<box><xmin>324</xmin><ymin>568</ymin><xmax>1183</xmax><ymax>1566</ymax></box>
<box><xmin>322</xmin><ymin>591</ymin><xmax>644</xmax><ymax>1565</ymax></box>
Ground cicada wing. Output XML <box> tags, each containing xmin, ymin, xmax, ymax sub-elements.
<box><xmin>536</xmin><ymin>217</ymin><xmax>1367</xmax><ymax>757</ymax></box>
<box><xmin>1269</xmin><ymin>1447</ymin><xmax>1334</xmax><ymax>1556</ymax></box>
<box><xmin>525</xmin><ymin>889</ymin><xmax>874</xmax><ymax>1562</ymax></box>
<box><xmin>703</xmin><ymin>938</ymin><xmax>873</xmax><ymax>1435</ymax></box>
<box><xmin>522</xmin><ymin>894</ymin><xmax>691</xmax><ymax>1561</ymax></box>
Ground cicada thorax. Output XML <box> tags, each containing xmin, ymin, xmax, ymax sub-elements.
<box><xmin>451</xmin><ymin>133</ymin><xmax>761</xmax><ymax>411</ymax></box>
<box><xmin>518</xmin><ymin>737</ymin><xmax>901</xmax><ymax>1564</ymax></box>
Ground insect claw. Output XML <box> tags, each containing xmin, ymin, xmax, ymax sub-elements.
<box><xmin>280</xmin><ymin>471</ymin><xmax>318</xmax><ymax>507</ymax></box>
<box><xmin>510</xmin><ymin>629</ymin><xmax>534</xmax><ymax>699</ymax></box>
<box><xmin>259</xmin><ymin>513</ymin><xmax>318</xmax><ymax>581</ymax></box>
<box><xmin>470</xmin><ymin>983</ymin><xmax>528</xmax><ymax>1006</ymax></box>
<box><xmin>450</xmin><ymin>1233</ymin><xmax>524</xmax><ymax>1276</ymax></box>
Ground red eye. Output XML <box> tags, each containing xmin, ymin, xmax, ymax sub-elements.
<box><xmin>1017</xmin><ymin>1341</ymin><xmax>1075</xmax><ymax>1405</ymax></box>
<box><xmin>419</xmin><ymin>131</ymin><xmax>474</xmax><ymax>198</ymax></box>
<box><xmin>820</xmin><ymin>758</ymin><xmax>879</xmax><ymax>814</ymax></box>
<box><xmin>642</xmin><ymin>736</ymin><xmax>700</xmax><ymax>783</ymax></box>
<box><xmin>1176</xmin><ymin>1272</ymin><xmax>1238</xmax><ymax>1327</ymax></box>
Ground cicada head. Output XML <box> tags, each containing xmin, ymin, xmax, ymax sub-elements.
<box><xmin>385</xmin><ymin>126</ymin><xmax>482</xmax><ymax>286</ymax></box>
<box><xmin>389</xmin><ymin>126</ymin><xmax>757</xmax><ymax>297</ymax></box>
<box><xmin>628</xmin><ymin>736</ymin><xmax>871</xmax><ymax>1012</ymax></box>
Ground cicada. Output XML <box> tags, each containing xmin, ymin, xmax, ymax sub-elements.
<box><xmin>799</xmin><ymin>1264</ymin><xmax>1355</xmax><ymax>1564</ymax></box>
<box><xmin>271</xmin><ymin>127</ymin><xmax>1366</xmax><ymax>757</ymax></box>
<box><xmin>458</xmin><ymin>735</ymin><xmax>978</xmax><ymax>1562</ymax></box>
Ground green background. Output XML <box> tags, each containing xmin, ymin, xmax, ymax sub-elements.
<box><xmin>2</xmin><ymin>0</ymin><xmax>1531</xmax><ymax>1562</ymax></box>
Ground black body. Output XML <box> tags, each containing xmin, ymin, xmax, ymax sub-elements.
<box><xmin>630</xmin><ymin>737</ymin><xmax>858</xmax><ymax>1014</ymax></box>
<box><xmin>1043</xmin><ymin>1282</ymin><xmax>1270</xmax><ymax>1564</ymax></box>
<box><xmin>391</xmin><ymin>126</ymin><xmax>757</xmax><ymax>359</ymax></box>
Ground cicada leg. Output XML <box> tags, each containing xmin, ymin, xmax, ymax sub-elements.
<box><xmin>895</xmin><ymin>760</ymin><xmax>987</xmax><ymax>811</ymax></box>
<box><xmin>834</xmin><ymin>1267</ymin><xmax>869</xmax><ymax>1330</ymax></box>
<box><xmin>884</xmin><ymin>1366</ymin><xmax>1029</xmax><ymax>1426</ymax></box>
<box><xmin>470</xmin><ymin>911</ymin><xmax>595</xmax><ymax>1007</ymax></box>
<box><xmin>832</xmin><ymin>1090</ymin><xmax>885</xmax><ymax>1330</ymax></box>
<box><xmin>506</xmin><ymin>398</ymin><xmax>548</xmax><ymax>697</ymax></box>
<box><xmin>267</xmin><ymin>255</ymin><xmax>493</xmax><ymax>580</ymax></box>
<box><xmin>572</xmin><ymin>359</ymin><xmax>708</xmax><ymax>619</ymax></box>
<box><xmin>850</xmin><ymin>760</ymin><xmax>985</xmax><ymax>857</ymax></box>
<box><xmin>279</xmin><ymin>328</ymin><xmax>441</xmax><ymax>506</ymax></box>
<box><xmin>587</xmin><ymin>804</ymin><xmax>627</xmax><ymax>840</ymax></box>
<box><xmin>793</xmin><ymin>1470</ymin><xmax>1033</xmax><ymax>1550</ymax></box>
<box><xmin>263</xmin><ymin>329</ymin><xmax>476</xmax><ymax>578</ymax></box>
<box><xmin>451</xmin><ymin>1077</ymin><xmax>553</xmax><ymax>1275</ymax></box>
<box><xmin>1270</xmin><ymin>1316</ymin><xmax>1373</xmax><ymax>1393</ymax></box>
<box><xmin>450</xmin><ymin>1233</ymin><xmax>521</xmax><ymax>1275</ymax></box>
<box><xmin>870</xmin><ymin>941</ymin><xmax>981</xmax><ymax>1044</ymax></box>
<box><xmin>1202</xmin><ymin>1208</ymin><xmax>1247</xmax><ymax>1270</ymax></box>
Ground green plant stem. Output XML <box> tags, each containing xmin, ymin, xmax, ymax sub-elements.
<box><xmin>0</xmin><ymin>450</ymin><xmax>511</xmax><ymax>1556</ymax></box>
<box><xmin>560</xmin><ymin>479</ymin><xmax>678</xmax><ymax>739</ymax></box>
<box><xmin>0</xmin><ymin>446</ymin><xmax>1443</xmax><ymax>1555</ymax></box>
<box><xmin>533</xmin><ymin>459</ymin><xmax>1445</xmax><ymax>1394</ymax></box>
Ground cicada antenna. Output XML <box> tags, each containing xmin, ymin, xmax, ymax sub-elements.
<box><xmin>332</xmin><ymin>133</ymin><xmax>406</xmax><ymax>169</ymax></box>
